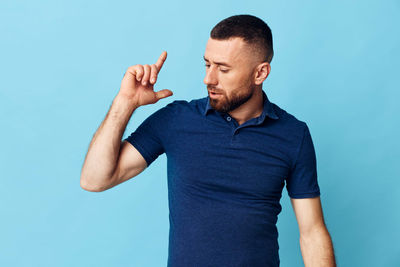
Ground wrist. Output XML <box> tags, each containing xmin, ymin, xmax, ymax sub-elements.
<box><xmin>114</xmin><ymin>93</ymin><xmax>140</xmax><ymax>110</ymax></box>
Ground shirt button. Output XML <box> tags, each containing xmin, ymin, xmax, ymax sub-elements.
<box><xmin>226</xmin><ymin>116</ymin><xmax>231</xmax><ymax>121</ymax></box>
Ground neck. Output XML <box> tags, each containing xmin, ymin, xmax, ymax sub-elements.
<box><xmin>228</xmin><ymin>87</ymin><xmax>264</xmax><ymax>126</ymax></box>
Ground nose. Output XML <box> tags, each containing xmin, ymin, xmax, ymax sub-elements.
<box><xmin>203</xmin><ymin>66</ymin><xmax>218</xmax><ymax>86</ymax></box>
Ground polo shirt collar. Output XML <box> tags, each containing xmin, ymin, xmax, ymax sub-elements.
<box><xmin>203</xmin><ymin>90</ymin><xmax>279</xmax><ymax>121</ymax></box>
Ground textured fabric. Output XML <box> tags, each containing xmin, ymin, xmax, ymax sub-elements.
<box><xmin>124</xmin><ymin>90</ymin><xmax>320</xmax><ymax>267</ymax></box>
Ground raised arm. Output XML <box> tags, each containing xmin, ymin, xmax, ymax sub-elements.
<box><xmin>80</xmin><ymin>51</ymin><xmax>172</xmax><ymax>192</ymax></box>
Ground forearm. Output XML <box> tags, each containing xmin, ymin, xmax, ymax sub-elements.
<box><xmin>80</xmin><ymin>94</ymin><xmax>138</xmax><ymax>191</ymax></box>
<box><xmin>299</xmin><ymin>225</ymin><xmax>336</xmax><ymax>267</ymax></box>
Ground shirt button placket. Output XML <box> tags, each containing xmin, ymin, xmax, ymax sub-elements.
<box><xmin>225</xmin><ymin>116</ymin><xmax>234</xmax><ymax>143</ymax></box>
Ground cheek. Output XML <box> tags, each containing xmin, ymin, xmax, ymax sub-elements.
<box><xmin>224</xmin><ymin>71</ymin><xmax>252</xmax><ymax>89</ymax></box>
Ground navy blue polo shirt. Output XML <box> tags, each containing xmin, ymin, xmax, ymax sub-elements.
<box><xmin>124</xmin><ymin>90</ymin><xmax>320</xmax><ymax>267</ymax></box>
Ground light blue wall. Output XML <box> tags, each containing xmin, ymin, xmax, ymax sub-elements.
<box><xmin>1</xmin><ymin>0</ymin><xmax>399</xmax><ymax>266</ymax></box>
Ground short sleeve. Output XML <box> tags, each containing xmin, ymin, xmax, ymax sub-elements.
<box><xmin>123</xmin><ymin>102</ymin><xmax>174</xmax><ymax>167</ymax></box>
<box><xmin>285</xmin><ymin>124</ymin><xmax>321</xmax><ymax>199</ymax></box>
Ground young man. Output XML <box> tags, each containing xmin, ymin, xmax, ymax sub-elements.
<box><xmin>81</xmin><ymin>14</ymin><xmax>336</xmax><ymax>267</ymax></box>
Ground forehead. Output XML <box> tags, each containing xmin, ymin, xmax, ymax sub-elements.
<box><xmin>204</xmin><ymin>37</ymin><xmax>250</xmax><ymax>64</ymax></box>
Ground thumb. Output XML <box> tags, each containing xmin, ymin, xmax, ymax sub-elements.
<box><xmin>155</xmin><ymin>89</ymin><xmax>173</xmax><ymax>100</ymax></box>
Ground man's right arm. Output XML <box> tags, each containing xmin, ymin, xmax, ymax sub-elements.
<box><xmin>80</xmin><ymin>51</ymin><xmax>172</xmax><ymax>192</ymax></box>
<box><xmin>80</xmin><ymin>95</ymin><xmax>146</xmax><ymax>192</ymax></box>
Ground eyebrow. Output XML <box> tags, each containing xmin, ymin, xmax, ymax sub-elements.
<box><xmin>203</xmin><ymin>56</ymin><xmax>232</xmax><ymax>67</ymax></box>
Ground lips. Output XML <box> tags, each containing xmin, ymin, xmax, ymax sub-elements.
<box><xmin>208</xmin><ymin>90</ymin><xmax>222</xmax><ymax>95</ymax></box>
<box><xmin>209</xmin><ymin>91</ymin><xmax>222</xmax><ymax>98</ymax></box>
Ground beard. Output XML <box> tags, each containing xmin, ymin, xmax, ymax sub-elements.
<box><xmin>208</xmin><ymin>85</ymin><xmax>255</xmax><ymax>114</ymax></box>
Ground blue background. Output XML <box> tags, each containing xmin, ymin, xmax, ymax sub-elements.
<box><xmin>1</xmin><ymin>0</ymin><xmax>399</xmax><ymax>266</ymax></box>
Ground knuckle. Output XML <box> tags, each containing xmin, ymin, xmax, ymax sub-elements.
<box><xmin>145</xmin><ymin>66</ymin><xmax>151</xmax><ymax>75</ymax></box>
<box><xmin>132</xmin><ymin>66</ymin><xmax>143</xmax><ymax>75</ymax></box>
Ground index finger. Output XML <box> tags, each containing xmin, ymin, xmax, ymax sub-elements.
<box><xmin>155</xmin><ymin>51</ymin><xmax>167</xmax><ymax>71</ymax></box>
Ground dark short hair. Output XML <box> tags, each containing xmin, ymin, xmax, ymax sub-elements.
<box><xmin>210</xmin><ymin>14</ymin><xmax>274</xmax><ymax>63</ymax></box>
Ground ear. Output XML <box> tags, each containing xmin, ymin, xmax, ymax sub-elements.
<box><xmin>254</xmin><ymin>62</ymin><xmax>271</xmax><ymax>85</ymax></box>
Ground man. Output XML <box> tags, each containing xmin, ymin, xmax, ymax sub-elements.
<box><xmin>81</xmin><ymin>14</ymin><xmax>336</xmax><ymax>267</ymax></box>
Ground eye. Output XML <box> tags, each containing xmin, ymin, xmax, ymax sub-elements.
<box><xmin>220</xmin><ymin>69</ymin><xmax>229</xmax><ymax>73</ymax></box>
<box><xmin>205</xmin><ymin>64</ymin><xmax>210</xmax><ymax>68</ymax></box>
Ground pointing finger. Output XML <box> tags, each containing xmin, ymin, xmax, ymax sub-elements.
<box><xmin>155</xmin><ymin>51</ymin><xmax>167</xmax><ymax>72</ymax></box>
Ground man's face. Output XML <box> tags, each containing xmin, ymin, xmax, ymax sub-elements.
<box><xmin>203</xmin><ymin>37</ymin><xmax>259</xmax><ymax>113</ymax></box>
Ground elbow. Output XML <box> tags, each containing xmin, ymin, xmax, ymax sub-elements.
<box><xmin>80</xmin><ymin>175</ymin><xmax>105</xmax><ymax>192</ymax></box>
<box><xmin>300</xmin><ymin>224</ymin><xmax>330</xmax><ymax>241</ymax></box>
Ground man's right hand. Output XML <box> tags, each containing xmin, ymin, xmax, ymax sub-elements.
<box><xmin>118</xmin><ymin>51</ymin><xmax>173</xmax><ymax>107</ymax></box>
